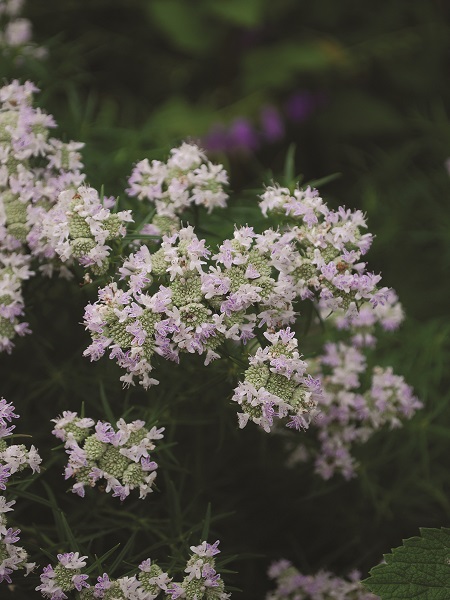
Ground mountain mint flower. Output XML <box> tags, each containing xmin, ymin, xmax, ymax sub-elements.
<box><xmin>0</xmin><ymin>80</ymin><xmax>84</xmax><ymax>255</ymax></box>
<box><xmin>0</xmin><ymin>397</ymin><xmax>41</xmax><ymax>475</ymax></box>
<box><xmin>287</xmin><ymin>341</ymin><xmax>422</xmax><ymax>480</ymax></box>
<box><xmin>36</xmin><ymin>552</ymin><xmax>90</xmax><ymax>599</ymax></box>
<box><xmin>0</xmin><ymin>516</ymin><xmax>35</xmax><ymax>584</ymax></box>
<box><xmin>0</xmin><ymin>0</ymin><xmax>46</xmax><ymax>62</ymax></box>
<box><xmin>40</xmin><ymin>542</ymin><xmax>230</xmax><ymax>599</ymax></box>
<box><xmin>0</xmin><ymin>398</ymin><xmax>38</xmax><ymax>585</ymax></box>
<box><xmin>232</xmin><ymin>328</ymin><xmax>321</xmax><ymax>432</ymax></box>
<box><xmin>41</xmin><ymin>186</ymin><xmax>133</xmax><ymax>275</ymax></box>
<box><xmin>0</xmin><ymin>249</ymin><xmax>32</xmax><ymax>352</ymax></box>
<box><xmin>52</xmin><ymin>412</ymin><xmax>164</xmax><ymax>500</ymax></box>
<box><xmin>83</xmin><ymin>225</ymin><xmax>293</xmax><ymax>389</ymax></box>
<box><xmin>266</xmin><ymin>559</ymin><xmax>378</xmax><ymax>599</ymax></box>
<box><xmin>167</xmin><ymin>540</ymin><xmax>230</xmax><ymax>599</ymax></box>
<box><xmin>127</xmin><ymin>142</ymin><xmax>228</xmax><ymax>236</ymax></box>
<box><xmin>259</xmin><ymin>184</ymin><xmax>389</xmax><ymax>314</ymax></box>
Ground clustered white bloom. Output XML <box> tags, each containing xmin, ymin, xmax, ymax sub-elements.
<box><xmin>0</xmin><ymin>249</ymin><xmax>32</xmax><ymax>351</ymax></box>
<box><xmin>0</xmin><ymin>80</ymin><xmax>85</xmax><ymax>351</ymax></box>
<box><xmin>41</xmin><ymin>186</ymin><xmax>133</xmax><ymax>274</ymax></box>
<box><xmin>266</xmin><ymin>559</ymin><xmax>378</xmax><ymax>600</ymax></box>
<box><xmin>36</xmin><ymin>551</ymin><xmax>89</xmax><ymax>599</ymax></box>
<box><xmin>259</xmin><ymin>184</ymin><xmax>390</xmax><ymax>314</ymax></box>
<box><xmin>83</xmin><ymin>183</ymin><xmax>402</xmax><ymax>434</ymax></box>
<box><xmin>82</xmin><ymin>558</ymin><xmax>172</xmax><ymax>600</ymax></box>
<box><xmin>51</xmin><ymin>411</ymin><xmax>164</xmax><ymax>500</ymax></box>
<box><xmin>83</xmin><ymin>225</ymin><xmax>298</xmax><ymax>394</ymax></box>
<box><xmin>324</xmin><ymin>289</ymin><xmax>404</xmax><ymax>347</ymax></box>
<box><xmin>127</xmin><ymin>142</ymin><xmax>228</xmax><ymax>236</ymax></box>
<box><xmin>166</xmin><ymin>540</ymin><xmax>230</xmax><ymax>599</ymax></box>
<box><xmin>0</xmin><ymin>397</ymin><xmax>39</xmax><ymax>583</ymax></box>
<box><xmin>37</xmin><ymin>541</ymin><xmax>229</xmax><ymax>600</ymax></box>
<box><xmin>285</xmin><ymin>291</ymin><xmax>422</xmax><ymax>479</ymax></box>
<box><xmin>231</xmin><ymin>328</ymin><xmax>321</xmax><ymax>433</ymax></box>
<box><xmin>0</xmin><ymin>80</ymin><xmax>84</xmax><ymax>253</ymax></box>
<box><xmin>0</xmin><ymin>0</ymin><xmax>46</xmax><ymax>62</ymax></box>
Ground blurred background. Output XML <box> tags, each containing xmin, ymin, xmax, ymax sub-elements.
<box><xmin>2</xmin><ymin>0</ymin><xmax>450</xmax><ymax>597</ymax></box>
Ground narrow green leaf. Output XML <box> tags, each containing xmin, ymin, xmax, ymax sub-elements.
<box><xmin>283</xmin><ymin>143</ymin><xmax>297</xmax><ymax>186</ymax></box>
<box><xmin>99</xmin><ymin>381</ymin><xmax>116</xmax><ymax>424</ymax></box>
<box><xmin>108</xmin><ymin>532</ymin><xmax>137</xmax><ymax>576</ymax></box>
<box><xmin>306</xmin><ymin>172</ymin><xmax>342</xmax><ymax>188</ymax></box>
<box><xmin>85</xmin><ymin>543</ymin><xmax>121</xmax><ymax>576</ymax></box>
<box><xmin>10</xmin><ymin>488</ymin><xmax>54</xmax><ymax>508</ymax></box>
<box><xmin>200</xmin><ymin>503</ymin><xmax>212</xmax><ymax>542</ymax></box>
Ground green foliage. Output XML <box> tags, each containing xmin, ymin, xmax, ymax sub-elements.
<box><xmin>364</xmin><ymin>528</ymin><xmax>450</xmax><ymax>599</ymax></box>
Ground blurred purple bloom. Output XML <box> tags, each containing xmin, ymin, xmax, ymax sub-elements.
<box><xmin>285</xmin><ymin>91</ymin><xmax>317</xmax><ymax>122</ymax></box>
<box><xmin>228</xmin><ymin>118</ymin><xmax>260</xmax><ymax>151</ymax></box>
<box><xmin>260</xmin><ymin>105</ymin><xmax>285</xmax><ymax>142</ymax></box>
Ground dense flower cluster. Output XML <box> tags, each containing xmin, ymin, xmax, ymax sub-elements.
<box><xmin>41</xmin><ymin>186</ymin><xmax>133</xmax><ymax>274</ymax></box>
<box><xmin>83</xmin><ymin>225</ymin><xmax>296</xmax><ymax>390</ymax></box>
<box><xmin>51</xmin><ymin>411</ymin><xmax>164</xmax><ymax>500</ymax></box>
<box><xmin>37</xmin><ymin>541</ymin><xmax>230</xmax><ymax>600</ymax></box>
<box><xmin>231</xmin><ymin>328</ymin><xmax>321</xmax><ymax>433</ymax></box>
<box><xmin>0</xmin><ymin>249</ymin><xmax>32</xmax><ymax>351</ymax></box>
<box><xmin>127</xmin><ymin>142</ymin><xmax>228</xmax><ymax>236</ymax></box>
<box><xmin>308</xmin><ymin>343</ymin><xmax>421</xmax><ymax>479</ymax></box>
<box><xmin>0</xmin><ymin>0</ymin><xmax>46</xmax><ymax>61</ymax></box>
<box><xmin>0</xmin><ymin>80</ymin><xmax>84</xmax><ymax>254</ymax></box>
<box><xmin>0</xmin><ymin>80</ymin><xmax>84</xmax><ymax>351</ymax></box>
<box><xmin>37</xmin><ymin>552</ymin><xmax>89</xmax><ymax>599</ymax></box>
<box><xmin>166</xmin><ymin>540</ymin><xmax>230</xmax><ymax>599</ymax></box>
<box><xmin>286</xmin><ymin>292</ymin><xmax>422</xmax><ymax>479</ymax></box>
<box><xmin>259</xmin><ymin>185</ymin><xmax>389</xmax><ymax>314</ymax></box>
<box><xmin>324</xmin><ymin>289</ymin><xmax>404</xmax><ymax>347</ymax></box>
<box><xmin>81</xmin><ymin>558</ymin><xmax>171</xmax><ymax>600</ymax></box>
<box><xmin>83</xmin><ymin>194</ymin><xmax>400</xmax><ymax>435</ymax></box>
<box><xmin>266</xmin><ymin>560</ymin><xmax>378</xmax><ymax>599</ymax></box>
<box><xmin>0</xmin><ymin>397</ymin><xmax>39</xmax><ymax>583</ymax></box>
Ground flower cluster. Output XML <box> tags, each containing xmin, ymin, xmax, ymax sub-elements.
<box><xmin>127</xmin><ymin>142</ymin><xmax>228</xmax><ymax>236</ymax></box>
<box><xmin>37</xmin><ymin>541</ymin><xmax>230</xmax><ymax>600</ymax></box>
<box><xmin>51</xmin><ymin>411</ymin><xmax>164</xmax><ymax>500</ymax></box>
<box><xmin>167</xmin><ymin>540</ymin><xmax>230</xmax><ymax>599</ymax></box>
<box><xmin>311</xmin><ymin>343</ymin><xmax>420</xmax><ymax>479</ymax></box>
<box><xmin>41</xmin><ymin>186</ymin><xmax>133</xmax><ymax>274</ymax></box>
<box><xmin>0</xmin><ymin>80</ymin><xmax>85</xmax><ymax>353</ymax></box>
<box><xmin>0</xmin><ymin>397</ymin><xmax>41</xmax><ymax>485</ymax></box>
<box><xmin>0</xmin><ymin>0</ymin><xmax>46</xmax><ymax>62</ymax></box>
<box><xmin>0</xmin><ymin>80</ymin><xmax>84</xmax><ymax>254</ymax></box>
<box><xmin>82</xmin><ymin>558</ymin><xmax>171</xmax><ymax>600</ymax></box>
<box><xmin>0</xmin><ymin>397</ymin><xmax>39</xmax><ymax>583</ymax></box>
<box><xmin>325</xmin><ymin>289</ymin><xmax>404</xmax><ymax>347</ymax></box>
<box><xmin>0</xmin><ymin>249</ymin><xmax>32</xmax><ymax>351</ymax></box>
<box><xmin>37</xmin><ymin>552</ymin><xmax>89</xmax><ymax>599</ymax></box>
<box><xmin>259</xmin><ymin>185</ymin><xmax>389</xmax><ymax>314</ymax></box>
<box><xmin>266</xmin><ymin>559</ymin><xmax>378</xmax><ymax>599</ymax></box>
<box><xmin>231</xmin><ymin>328</ymin><xmax>321</xmax><ymax>433</ymax></box>
<box><xmin>83</xmin><ymin>225</ymin><xmax>291</xmax><ymax>391</ymax></box>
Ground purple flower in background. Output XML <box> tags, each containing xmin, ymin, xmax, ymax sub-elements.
<box><xmin>260</xmin><ymin>105</ymin><xmax>285</xmax><ymax>142</ymax></box>
<box><xmin>202</xmin><ymin>124</ymin><xmax>231</xmax><ymax>153</ymax></box>
<box><xmin>228</xmin><ymin>118</ymin><xmax>260</xmax><ymax>151</ymax></box>
<box><xmin>285</xmin><ymin>90</ymin><xmax>318</xmax><ymax>122</ymax></box>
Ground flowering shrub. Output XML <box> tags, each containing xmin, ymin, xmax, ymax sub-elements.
<box><xmin>0</xmin><ymin>78</ymin><xmax>424</xmax><ymax>599</ymax></box>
